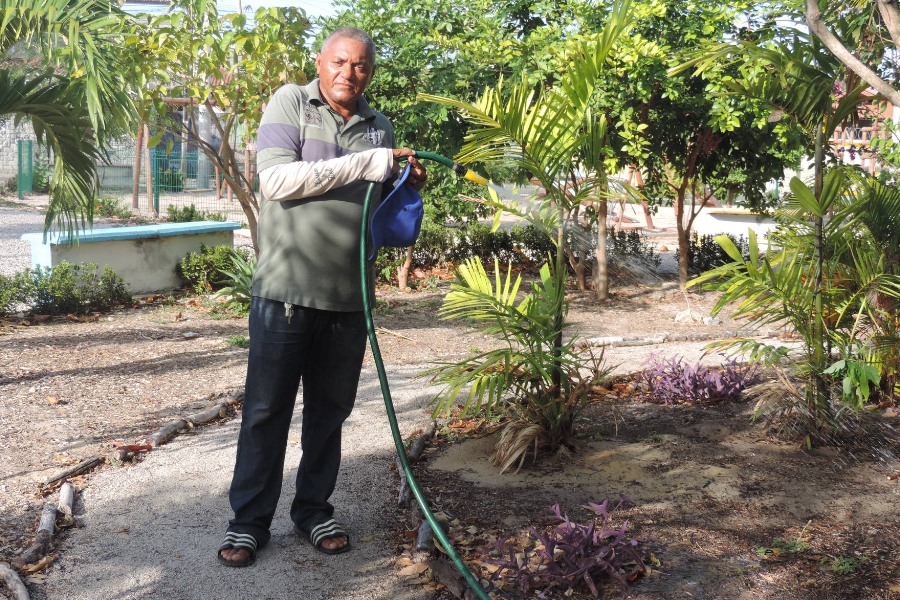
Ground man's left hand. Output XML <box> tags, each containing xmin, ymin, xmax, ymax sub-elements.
<box><xmin>407</xmin><ymin>156</ymin><xmax>427</xmax><ymax>191</ymax></box>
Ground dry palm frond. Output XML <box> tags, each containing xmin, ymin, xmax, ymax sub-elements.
<box><xmin>492</xmin><ymin>421</ymin><xmax>545</xmax><ymax>474</ymax></box>
<box><xmin>745</xmin><ymin>367</ymin><xmax>806</xmax><ymax>421</ymax></box>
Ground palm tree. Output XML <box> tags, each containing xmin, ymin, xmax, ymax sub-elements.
<box><xmin>678</xmin><ymin>28</ymin><xmax>875</xmax><ymax>434</ymax></box>
<box><xmin>419</xmin><ymin>0</ymin><xmax>633</xmax><ymax>469</ymax></box>
<box><xmin>1</xmin><ymin>0</ymin><xmax>134</xmax><ymax>237</ymax></box>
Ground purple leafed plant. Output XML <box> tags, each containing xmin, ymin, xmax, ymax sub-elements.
<box><xmin>486</xmin><ymin>498</ymin><xmax>645</xmax><ymax>598</ymax></box>
<box><xmin>638</xmin><ymin>353</ymin><xmax>758</xmax><ymax>405</ymax></box>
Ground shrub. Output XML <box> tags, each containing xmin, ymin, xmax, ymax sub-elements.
<box><xmin>215</xmin><ymin>248</ymin><xmax>256</xmax><ymax>314</ymax></box>
<box><xmin>637</xmin><ymin>353</ymin><xmax>759</xmax><ymax>405</ymax></box>
<box><xmin>156</xmin><ymin>169</ymin><xmax>184</xmax><ymax>192</ymax></box>
<box><xmin>32</xmin><ymin>159</ymin><xmax>50</xmax><ymax>193</ymax></box>
<box><xmin>688</xmin><ymin>232</ymin><xmax>750</xmax><ymax>275</ymax></box>
<box><xmin>96</xmin><ymin>196</ymin><xmax>133</xmax><ymax>219</ymax></box>
<box><xmin>0</xmin><ymin>272</ymin><xmax>30</xmax><ymax>316</ymax></box>
<box><xmin>487</xmin><ymin>500</ymin><xmax>645</xmax><ymax>597</ymax></box>
<box><xmin>166</xmin><ymin>204</ymin><xmax>226</xmax><ymax>223</ymax></box>
<box><xmin>20</xmin><ymin>262</ymin><xmax>131</xmax><ymax>315</ymax></box>
<box><xmin>178</xmin><ymin>244</ymin><xmax>248</xmax><ymax>293</ymax></box>
<box><xmin>607</xmin><ymin>229</ymin><xmax>662</xmax><ymax>271</ymax></box>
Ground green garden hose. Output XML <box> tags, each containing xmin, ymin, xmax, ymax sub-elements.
<box><xmin>359</xmin><ymin>152</ymin><xmax>491</xmax><ymax>600</ymax></box>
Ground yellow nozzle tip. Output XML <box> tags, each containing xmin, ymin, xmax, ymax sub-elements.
<box><xmin>464</xmin><ymin>171</ymin><xmax>489</xmax><ymax>186</ymax></box>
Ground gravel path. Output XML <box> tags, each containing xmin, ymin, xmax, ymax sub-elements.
<box><xmin>0</xmin><ymin>204</ymin><xmax>43</xmax><ymax>276</ymax></box>
<box><xmin>35</xmin><ymin>364</ymin><xmax>444</xmax><ymax>600</ymax></box>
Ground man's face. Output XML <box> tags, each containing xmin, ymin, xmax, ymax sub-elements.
<box><xmin>315</xmin><ymin>36</ymin><xmax>374</xmax><ymax>115</ymax></box>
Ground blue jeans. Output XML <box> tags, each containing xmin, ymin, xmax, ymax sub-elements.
<box><xmin>227</xmin><ymin>296</ymin><xmax>367</xmax><ymax>547</ymax></box>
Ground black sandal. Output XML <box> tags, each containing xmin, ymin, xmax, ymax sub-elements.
<box><xmin>217</xmin><ymin>531</ymin><xmax>258</xmax><ymax>567</ymax></box>
<box><xmin>301</xmin><ymin>519</ymin><xmax>351</xmax><ymax>555</ymax></box>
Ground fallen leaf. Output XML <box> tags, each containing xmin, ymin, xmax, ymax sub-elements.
<box><xmin>112</xmin><ymin>528</ymin><xmax>129</xmax><ymax>534</ymax></box>
<box><xmin>21</xmin><ymin>553</ymin><xmax>56</xmax><ymax>574</ymax></box>
<box><xmin>26</xmin><ymin>574</ymin><xmax>46</xmax><ymax>584</ymax></box>
<box><xmin>112</xmin><ymin>444</ymin><xmax>152</xmax><ymax>453</ymax></box>
<box><xmin>398</xmin><ymin>562</ymin><xmax>429</xmax><ymax>577</ymax></box>
<box><xmin>395</xmin><ymin>557</ymin><xmax>414</xmax><ymax>567</ymax></box>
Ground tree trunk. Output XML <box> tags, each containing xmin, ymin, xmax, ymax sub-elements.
<box><xmin>397</xmin><ymin>246</ymin><xmax>414</xmax><ymax>289</ymax></box>
<box><xmin>675</xmin><ymin>189</ymin><xmax>689</xmax><ymax>287</ymax></box>
<box><xmin>595</xmin><ymin>191</ymin><xmax>609</xmax><ymax>301</ymax></box>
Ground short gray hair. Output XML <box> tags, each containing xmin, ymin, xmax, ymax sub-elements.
<box><xmin>321</xmin><ymin>27</ymin><xmax>376</xmax><ymax>62</ymax></box>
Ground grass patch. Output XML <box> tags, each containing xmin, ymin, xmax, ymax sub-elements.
<box><xmin>226</xmin><ymin>335</ymin><xmax>250</xmax><ymax>349</ymax></box>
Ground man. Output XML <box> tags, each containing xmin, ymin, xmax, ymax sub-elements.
<box><xmin>218</xmin><ymin>27</ymin><xmax>426</xmax><ymax>567</ymax></box>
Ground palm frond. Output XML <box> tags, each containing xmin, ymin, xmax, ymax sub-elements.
<box><xmin>0</xmin><ymin>69</ymin><xmax>99</xmax><ymax>239</ymax></box>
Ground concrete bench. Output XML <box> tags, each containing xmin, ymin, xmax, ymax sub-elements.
<box><xmin>692</xmin><ymin>208</ymin><xmax>778</xmax><ymax>248</ymax></box>
<box><xmin>21</xmin><ymin>221</ymin><xmax>241</xmax><ymax>293</ymax></box>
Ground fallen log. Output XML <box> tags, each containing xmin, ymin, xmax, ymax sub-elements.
<box><xmin>0</xmin><ymin>562</ymin><xmax>29</xmax><ymax>600</ymax></box>
<box><xmin>185</xmin><ymin>403</ymin><xmax>228</xmax><ymax>427</ymax></box>
<box><xmin>57</xmin><ymin>482</ymin><xmax>75</xmax><ymax>527</ymax></box>
<box><xmin>13</xmin><ymin>501</ymin><xmax>56</xmax><ymax>567</ymax></box>
<box><xmin>397</xmin><ymin>422</ymin><xmax>436</xmax><ymax>507</ymax></box>
<box><xmin>150</xmin><ymin>390</ymin><xmax>243</xmax><ymax>447</ymax></box>
<box><xmin>149</xmin><ymin>419</ymin><xmax>187</xmax><ymax>447</ymax></box>
<box><xmin>416</xmin><ymin>520</ymin><xmax>434</xmax><ymax>551</ymax></box>
<box><xmin>42</xmin><ymin>456</ymin><xmax>103</xmax><ymax>490</ymax></box>
<box><xmin>408</xmin><ymin>422</ymin><xmax>436</xmax><ymax>463</ymax></box>
<box><xmin>429</xmin><ymin>557</ymin><xmax>475</xmax><ymax>600</ymax></box>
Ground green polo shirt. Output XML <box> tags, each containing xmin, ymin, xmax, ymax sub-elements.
<box><xmin>253</xmin><ymin>80</ymin><xmax>395</xmax><ymax>311</ymax></box>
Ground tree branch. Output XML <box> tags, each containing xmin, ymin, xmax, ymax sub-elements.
<box><xmin>805</xmin><ymin>0</ymin><xmax>900</xmax><ymax>107</ymax></box>
<box><xmin>877</xmin><ymin>0</ymin><xmax>900</xmax><ymax>53</ymax></box>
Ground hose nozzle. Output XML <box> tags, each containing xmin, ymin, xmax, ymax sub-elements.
<box><xmin>414</xmin><ymin>151</ymin><xmax>489</xmax><ymax>187</ymax></box>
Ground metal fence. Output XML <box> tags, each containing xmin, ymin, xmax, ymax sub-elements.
<box><xmin>98</xmin><ymin>137</ymin><xmax>256</xmax><ymax>223</ymax></box>
<box><xmin>1</xmin><ymin>120</ymin><xmax>256</xmax><ymax>224</ymax></box>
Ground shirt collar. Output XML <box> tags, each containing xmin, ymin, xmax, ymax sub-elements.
<box><xmin>306</xmin><ymin>78</ymin><xmax>376</xmax><ymax>121</ymax></box>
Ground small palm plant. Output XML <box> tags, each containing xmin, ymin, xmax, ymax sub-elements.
<box><xmin>419</xmin><ymin>0</ymin><xmax>634</xmax><ymax>470</ymax></box>
<box><xmin>690</xmin><ymin>169</ymin><xmax>900</xmax><ymax>437</ymax></box>
<box><xmin>425</xmin><ymin>257</ymin><xmax>609</xmax><ymax>472</ymax></box>
<box><xmin>215</xmin><ymin>248</ymin><xmax>256</xmax><ymax>315</ymax></box>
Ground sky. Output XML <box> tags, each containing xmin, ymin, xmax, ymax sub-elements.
<box><xmin>122</xmin><ymin>0</ymin><xmax>337</xmax><ymax>20</ymax></box>
<box><xmin>218</xmin><ymin>0</ymin><xmax>337</xmax><ymax>18</ymax></box>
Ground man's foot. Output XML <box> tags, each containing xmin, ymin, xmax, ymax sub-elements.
<box><xmin>297</xmin><ymin>519</ymin><xmax>351</xmax><ymax>555</ymax></box>
<box><xmin>217</xmin><ymin>531</ymin><xmax>258</xmax><ymax>567</ymax></box>
<box><xmin>318</xmin><ymin>534</ymin><xmax>349</xmax><ymax>552</ymax></box>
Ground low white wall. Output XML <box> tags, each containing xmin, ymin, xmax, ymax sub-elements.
<box><xmin>692</xmin><ymin>209</ymin><xmax>778</xmax><ymax>247</ymax></box>
<box><xmin>22</xmin><ymin>222</ymin><xmax>240</xmax><ymax>293</ymax></box>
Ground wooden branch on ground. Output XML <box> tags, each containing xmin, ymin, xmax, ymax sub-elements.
<box><xmin>13</xmin><ymin>502</ymin><xmax>56</xmax><ymax>567</ymax></box>
<box><xmin>408</xmin><ymin>422</ymin><xmax>436</xmax><ymax>462</ymax></box>
<box><xmin>149</xmin><ymin>419</ymin><xmax>187</xmax><ymax>447</ymax></box>
<box><xmin>397</xmin><ymin>422</ymin><xmax>436</xmax><ymax>507</ymax></box>
<box><xmin>57</xmin><ymin>482</ymin><xmax>75</xmax><ymax>527</ymax></box>
<box><xmin>416</xmin><ymin>520</ymin><xmax>435</xmax><ymax>551</ymax></box>
<box><xmin>185</xmin><ymin>404</ymin><xmax>227</xmax><ymax>427</ymax></box>
<box><xmin>429</xmin><ymin>557</ymin><xmax>476</xmax><ymax>600</ymax></box>
<box><xmin>42</xmin><ymin>456</ymin><xmax>103</xmax><ymax>490</ymax></box>
<box><xmin>150</xmin><ymin>391</ymin><xmax>243</xmax><ymax>447</ymax></box>
<box><xmin>0</xmin><ymin>562</ymin><xmax>29</xmax><ymax>600</ymax></box>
